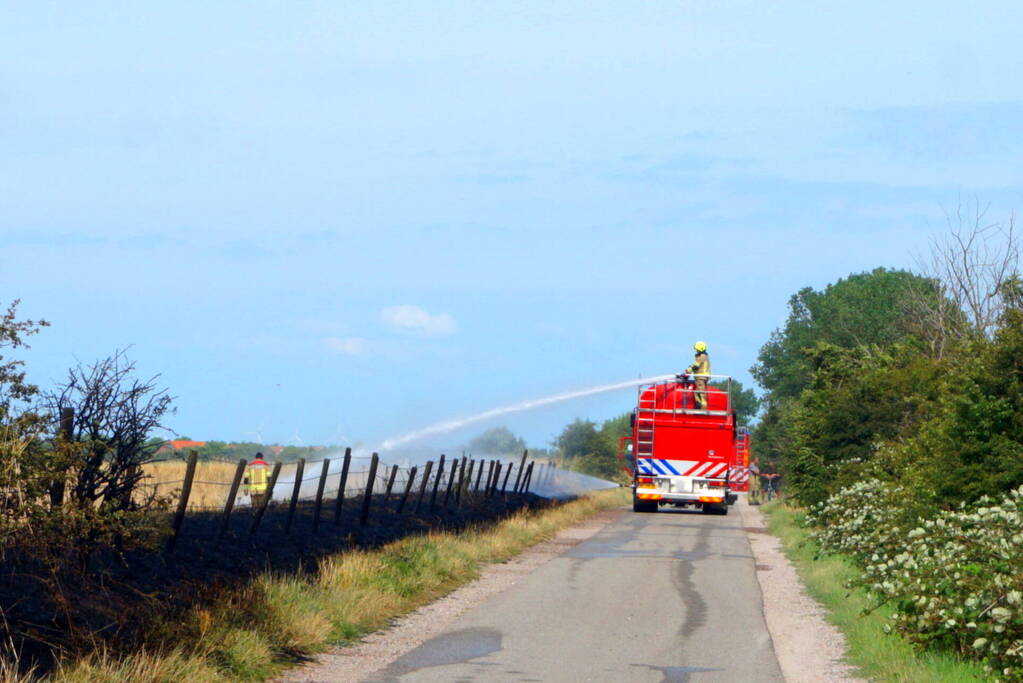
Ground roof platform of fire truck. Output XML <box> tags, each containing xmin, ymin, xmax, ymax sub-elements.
<box><xmin>635</xmin><ymin>374</ymin><xmax>734</xmax><ymax>418</ymax></box>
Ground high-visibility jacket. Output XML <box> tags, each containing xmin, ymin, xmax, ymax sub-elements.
<box><xmin>687</xmin><ymin>352</ymin><xmax>711</xmax><ymax>376</ymax></box>
<box><xmin>245</xmin><ymin>458</ymin><xmax>270</xmax><ymax>494</ymax></box>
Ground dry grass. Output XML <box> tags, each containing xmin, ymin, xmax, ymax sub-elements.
<box><xmin>141</xmin><ymin>460</ymin><xmax>242</xmax><ymax>511</ymax></box>
<box><xmin>140</xmin><ymin>460</ymin><xmax>309</xmax><ymax>511</ymax></box>
<box><xmin>49</xmin><ymin>488</ymin><xmax>629</xmax><ymax>682</ymax></box>
<box><xmin>53</xmin><ymin>649</ymin><xmax>229</xmax><ymax>683</ymax></box>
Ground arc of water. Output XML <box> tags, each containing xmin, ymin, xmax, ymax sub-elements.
<box><xmin>379</xmin><ymin>374</ymin><xmax>674</xmax><ymax>450</ymax></box>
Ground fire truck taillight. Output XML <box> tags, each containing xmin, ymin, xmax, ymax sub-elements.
<box><xmin>636</xmin><ymin>476</ymin><xmax>654</xmax><ymax>486</ymax></box>
<box><xmin>707</xmin><ymin>480</ymin><xmax>726</xmax><ymax>488</ymax></box>
<box><xmin>698</xmin><ymin>496</ymin><xmax>724</xmax><ymax>503</ymax></box>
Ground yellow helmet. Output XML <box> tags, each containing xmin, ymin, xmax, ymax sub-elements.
<box><xmin>693</xmin><ymin>341</ymin><xmax>707</xmax><ymax>353</ymax></box>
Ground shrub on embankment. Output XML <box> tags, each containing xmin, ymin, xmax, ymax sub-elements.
<box><xmin>806</xmin><ymin>481</ymin><xmax>1023</xmax><ymax>680</ymax></box>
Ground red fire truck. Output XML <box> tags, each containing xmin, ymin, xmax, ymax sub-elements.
<box><xmin>618</xmin><ymin>374</ymin><xmax>736</xmax><ymax>515</ymax></box>
<box><xmin>729</xmin><ymin>427</ymin><xmax>751</xmax><ymax>496</ymax></box>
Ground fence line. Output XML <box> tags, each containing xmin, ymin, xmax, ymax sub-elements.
<box><xmin>158</xmin><ymin>448</ymin><xmax>545</xmax><ymax>553</ymax></box>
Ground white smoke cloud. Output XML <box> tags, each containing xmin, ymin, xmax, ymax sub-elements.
<box><xmin>324</xmin><ymin>337</ymin><xmax>368</xmax><ymax>355</ymax></box>
<box><xmin>380</xmin><ymin>305</ymin><xmax>457</xmax><ymax>337</ymax></box>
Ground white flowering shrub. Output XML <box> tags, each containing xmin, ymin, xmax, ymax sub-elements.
<box><xmin>862</xmin><ymin>487</ymin><xmax>1023</xmax><ymax>680</ymax></box>
<box><xmin>805</xmin><ymin>478</ymin><xmax>915</xmax><ymax>564</ymax></box>
<box><xmin>809</xmin><ymin>483</ymin><xmax>1023</xmax><ymax>680</ymax></box>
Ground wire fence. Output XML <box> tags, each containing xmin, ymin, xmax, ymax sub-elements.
<box><xmin>153</xmin><ymin>449</ymin><xmax>555</xmax><ymax>553</ymax></box>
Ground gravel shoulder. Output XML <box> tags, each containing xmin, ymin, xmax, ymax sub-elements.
<box><xmin>278</xmin><ymin>507</ymin><xmax>622</xmax><ymax>683</ymax></box>
<box><xmin>740</xmin><ymin>497</ymin><xmax>866</xmax><ymax>683</ymax></box>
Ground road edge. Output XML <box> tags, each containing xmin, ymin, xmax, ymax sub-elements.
<box><xmin>279</xmin><ymin>506</ymin><xmax>624</xmax><ymax>683</ymax></box>
<box><xmin>739</xmin><ymin>497</ymin><xmax>866</xmax><ymax>683</ymax></box>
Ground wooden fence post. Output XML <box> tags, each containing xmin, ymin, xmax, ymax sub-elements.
<box><xmin>443</xmin><ymin>459</ymin><xmax>458</xmax><ymax>507</ymax></box>
<box><xmin>249</xmin><ymin>461</ymin><xmax>282</xmax><ymax>536</ymax></box>
<box><xmin>166</xmin><ymin>451</ymin><xmax>198</xmax><ymax>553</ymax></box>
<box><xmin>285</xmin><ymin>458</ymin><xmax>305</xmax><ymax>534</ymax></box>
<box><xmin>464</xmin><ymin>460</ymin><xmax>476</xmax><ymax>496</ymax></box>
<box><xmin>489</xmin><ymin>462</ymin><xmax>503</xmax><ymax>496</ymax></box>
<box><xmin>455</xmin><ymin>457</ymin><xmax>468</xmax><ymax>506</ymax></box>
<box><xmin>384</xmin><ymin>464</ymin><xmax>399</xmax><ymax>500</ymax></box>
<box><xmin>360</xmin><ymin>452</ymin><xmax>379</xmax><ymax>526</ymax></box>
<box><xmin>513</xmin><ymin>449</ymin><xmax>528</xmax><ymax>492</ymax></box>
<box><xmin>430</xmin><ymin>454</ymin><xmax>446</xmax><ymax>512</ymax></box>
<box><xmin>333</xmin><ymin>447</ymin><xmax>352</xmax><ymax>526</ymax></box>
<box><xmin>501</xmin><ymin>461</ymin><xmax>513</xmax><ymax>494</ymax></box>
<box><xmin>397</xmin><ymin>465</ymin><xmax>417</xmax><ymax>513</ymax></box>
<box><xmin>216</xmin><ymin>458</ymin><xmax>247</xmax><ymax>545</ymax></box>
<box><xmin>415</xmin><ymin>460</ymin><xmax>434</xmax><ymax>512</ymax></box>
<box><xmin>485</xmin><ymin>460</ymin><xmax>495</xmax><ymax>493</ymax></box>
<box><xmin>474</xmin><ymin>458</ymin><xmax>485</xmax><ymax>491</ymax></box>
<box><xmin>522</xmin><ymin>462</ymin><xmax>535</xmax><ymax>494</ymax></box>
<box><xmin>50</xmin><ymin>407</ymin><xmax>74</xmax><ymax>508</ymax></box>
<box><xmin>313</xmin><ymin>458</ymin><xmax>331</xmax><ymax>533</ymax></box>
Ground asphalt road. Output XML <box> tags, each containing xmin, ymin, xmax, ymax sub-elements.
<box><xmin>365</xmin><ymin>506</ymin><xmax>784</xmax><ymax>683</ymax></box>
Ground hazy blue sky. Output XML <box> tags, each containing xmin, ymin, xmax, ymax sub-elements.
<box><xmin>2</xmin><ymin>2</ymin><xmax>1021</xmax><ymax>454</ymax></box>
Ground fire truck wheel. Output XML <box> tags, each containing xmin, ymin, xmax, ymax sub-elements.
<box><xmin>632</xmin><ymin>496</ymin><xmax>658</xmax><ymax>513</ymax></box>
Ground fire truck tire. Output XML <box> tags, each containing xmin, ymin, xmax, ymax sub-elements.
<box><xmin>632</xmin><ymin>496</ymin><xmax>657</xmax><ymax>513</ymax></box>
<box><xmin>702</xmin><ymin>503</ymin><xmax>729</xmax><ymax>515</ymax></box>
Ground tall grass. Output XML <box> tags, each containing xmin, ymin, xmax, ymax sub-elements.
<box><xmin>41</xmin><ymin>488</ymin><xmax>629</xmax><ymax>682</ymax></box>
<box><xmin>141</xmin><ymin>460</ymin><xmax>244</xmax><ymax>510</ymax></box>
<box><xmin>763</xmin><ymin>502</ymin><xmax>987</xmax><ymax>682</ymax></box>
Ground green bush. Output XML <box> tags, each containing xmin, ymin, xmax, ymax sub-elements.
<box><xmin>860</xmin><ymin>487</ymin><xmax>1023</xmax><ymax>681</ymax></box>
<box><xmin>805</xmin><ymin>478</ymin><xmax>918</xmax><ymax>564</ymax></box>
<box><xmin>810</xmin><ymin>481</ymin><xmax>1023</xmax><ymax>681</ymax></box>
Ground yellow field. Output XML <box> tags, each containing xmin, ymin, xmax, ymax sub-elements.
<box><xmin>141</xmin><ymin>460</ymin><xmax>305</xmax><ymax>511</ymax></box>
<box><xmin>141</xmin><ymin>460</ymin><xmax>241</xmax><ymax>511</ymax></box>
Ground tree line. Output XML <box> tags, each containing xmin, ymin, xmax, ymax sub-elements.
<box><xmin>751</xmin><ymin>204</ymin><xmax>1023</xmax><ymax>508</ymax></box>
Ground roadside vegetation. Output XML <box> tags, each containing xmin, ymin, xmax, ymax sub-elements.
<box><xmin>753</xmin><ymin>204</ymin><xmax>1023</xmax><ymax>680</ymax></box>
<box><xmin>764</xmin><ymin>502</ymin><xmax>987</xmax><ymax>682</ymax></box>
<box><xmin>36</xmin><ymin>488</ymin><xmax>627</xmax><ymax>682</ymax></box>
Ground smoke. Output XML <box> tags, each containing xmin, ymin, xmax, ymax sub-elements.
<box><xmin>379</xmin><ymin>374</ymin><xmax>674</xmax><ymax>451</ymax></box>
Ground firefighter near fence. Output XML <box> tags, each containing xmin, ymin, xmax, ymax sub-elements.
<box><xmin>243</xmin><ymin>453</ymin><xmax>271</xmax><ymax>508</ymax></box>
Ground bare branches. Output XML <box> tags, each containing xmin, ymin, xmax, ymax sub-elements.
<box><xmin>911</xmin><ymin>199</ymin><xmax>1019</xmax><ymax>354</ymax></box>
<box><xmin>44</xmin><ymin>350</ymin><xmax>174</xmax><ymax>513</ymax></box>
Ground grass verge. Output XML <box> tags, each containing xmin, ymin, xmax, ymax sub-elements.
<box><xmin>762</xmin><ymin>502</ymin><xmax>987</xmax><ymax>682</ymax></box>
<box><xmin>45</xmin><ymin>487</ymin><xmax>629</xmax><ymax>682</ymax></box>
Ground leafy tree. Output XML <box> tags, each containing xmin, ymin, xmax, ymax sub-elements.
<box><xmin>467</xmin><ymin>426</ymin><xmax>526</xmax><ymax>456</ymax></box>
<box><xmin>778</xmin><ymin>342</ymin><xmax>943</xmax><ymax>505</ymax></box>
<box><xmin>0</xmin><ymin>301</ymin><xmax>50</xmax><ymax>551</ymax></box>
<box><xmin>551</xmin><ymin>417</ymin><xmax>631</xmax><ymax>483</ymax></box>
<box><xmin>0</xmin><ymin>300</ymin><xmax>48</xmax><ymax>417</ymax></box>
<box><xmin>751</xmin><ymin>268</ymin><xmax>939</xmax><ymax>470</ymax></box>
<box><xmin>197</xmin><ymin>440</ymin><xmax>229</xmax><ymax>459</ymax></box>
<box><xmin>554</xmin><ymin>419</ymin><xmax>607</xmax><ymax>460</ymax></box>
<box><xmin>752</xmin><ymin>268</ymin><xmax>933</xmax><ymax>400</ymax></box>
<box><xmin>710</xmin><ymin>379</ymin><xmax>760</xmax><ymax>424</ymax></box>
<box><xmin>599</xmin><ymin>412</ymin><xmax>632</xmax><ymax>446</ymax></box>
<box><xmin>889</xmin><ymin>304</ymin><xmax>1023</xmax><ymax>506</ymax></box>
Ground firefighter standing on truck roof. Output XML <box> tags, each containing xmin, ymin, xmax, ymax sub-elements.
<box><xmin>686</xmin><ymin>341</ymin><xmax>711</xmax><ymax>409</ymax></box>
<box><xmin>244</xmin><ymin>452</ymin><xmax>271</xmax><ymax>508</ymax></box>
